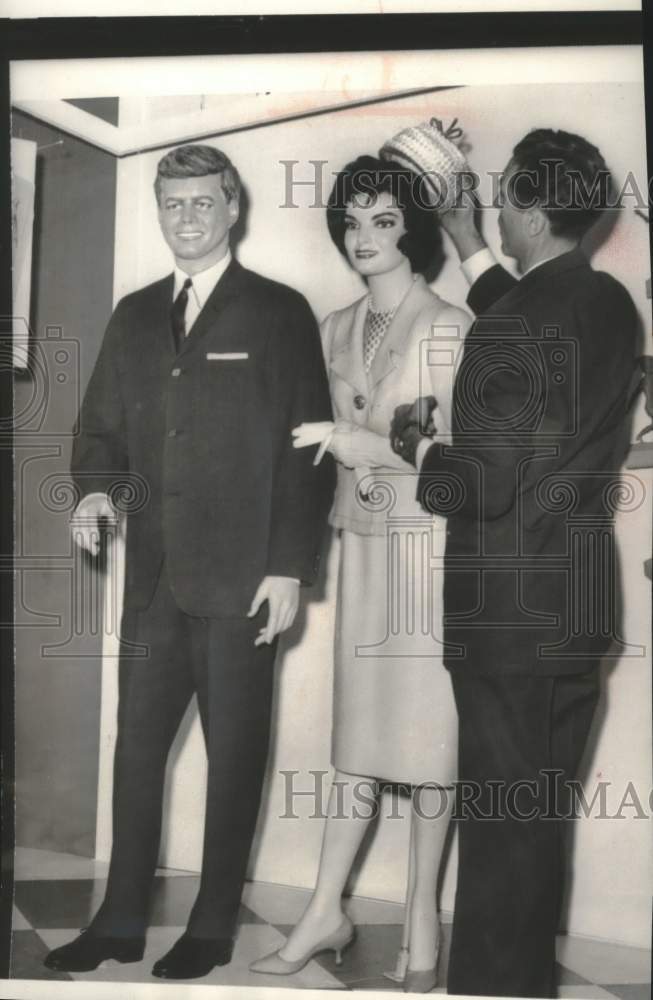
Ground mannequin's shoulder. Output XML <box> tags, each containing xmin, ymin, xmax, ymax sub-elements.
<box><xmin>412</xmin><ymin>287</ymin><xmax>472</xmax><ymax>341</ymax></box>
<box><xmin>320</xmin><ymin>293</ymin><xmax>366</xmax><ymax>352</ymax></box>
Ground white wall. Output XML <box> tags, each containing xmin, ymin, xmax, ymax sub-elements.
<box><xmin>101</xmin><ymin>81</ymin><xmax>651</xmax><ymax>947</ymax></box>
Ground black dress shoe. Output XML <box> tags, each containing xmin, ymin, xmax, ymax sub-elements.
<box><xmin>151</xmin><ymin>933</ymin><xmax>233</xmax><ymax>979</ymax></box>
<box><xmin>44</xmin><ymin>929</ymin><xmax>145</xmax><ymax>972</ymax></box>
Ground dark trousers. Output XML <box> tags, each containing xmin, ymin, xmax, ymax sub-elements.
<box><xmin>91</xmin><ymin>565</ymin><xmax>276</xmax><ymax>941</ymax></box>
<box><xmin>447</xmin><ymin>671</ymin><xmax>600</xmax><ymax>998</ymax></box>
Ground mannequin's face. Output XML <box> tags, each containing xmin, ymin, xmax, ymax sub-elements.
<box><xmin>157</xmin><ymin>174</ymin><xmax>238</xmax><ymax>271</ymax></box>
<box><xmin>343</xmin><ymin>190</ymin><xmax>408</xmax><ymax>277</ymax></box>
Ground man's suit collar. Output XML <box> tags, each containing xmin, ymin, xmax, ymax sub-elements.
<box><xmin>516</xmin><ymin>247</ymin><xmax>588</xmax><ymax>291</ymax></box>
<box><xmin>173</xmin><ymin>257</ymin><xmax>246</xmax><ymax>354</ymax></box>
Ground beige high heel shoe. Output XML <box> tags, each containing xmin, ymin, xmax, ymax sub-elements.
<box><xmin>383</xmin><ymin>944</ymin><xmax>410</xmax><ymax>983</ymax></box>
<box><xmin>249</xmin><ymin>915</ymin><xmax>355</xmax><ymax>975</ymax></box>
<box><xmin>403</xmin><ymin>916</ymin><xmax>442</xmax><ymax>993</ymax></box>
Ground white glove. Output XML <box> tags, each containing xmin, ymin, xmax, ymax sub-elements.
<box><xmin>292</xmin><ymin>421</ymin><xmax>336</xmax><ymax>465</ymax></box>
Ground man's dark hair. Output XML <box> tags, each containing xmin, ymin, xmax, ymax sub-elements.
<box><xmin>509</xmin><ymin>128</ymin><xmax>613</xmax><ymax>240</ymax></box>
<box><xmin>326</xmin><ymin>155</ymin><xmax>441</xmax><ymax>274</ymax></box>
<box><xmin>154</xmin><ymin>144</ymin><xmax>241</xmax><ymax>204</ymax></box>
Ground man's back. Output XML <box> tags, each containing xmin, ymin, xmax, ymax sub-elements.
<box><xmin>426</xmin><ymin>250</ymin><xmax>638</xmax><ymax>675</ymax></box>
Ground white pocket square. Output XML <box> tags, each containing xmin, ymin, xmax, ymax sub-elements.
<box><xmin>206</xmin><ymin>352</ymin><xmax>249</xmax><ymax>360</ymax></box>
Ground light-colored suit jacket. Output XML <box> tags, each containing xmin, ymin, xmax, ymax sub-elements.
<box><xmin>322</xmin><ymin>274</ymin><xmax>471</xmax><ymax>535</ymax></box>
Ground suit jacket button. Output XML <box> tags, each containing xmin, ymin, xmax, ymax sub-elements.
<box><xmin>171</xmin><ymin>367</ymin><xmax>182</xmax><ymax>377</ymax></box>
<box><xmin>168</xmin><ymin>428</ymin><xmax>177</xmax><ymax>437</ymax></box>
<box><xmin>354</xmin><ymin>394</ymin><xmax>366</xmax><ymax>410</ymax></box>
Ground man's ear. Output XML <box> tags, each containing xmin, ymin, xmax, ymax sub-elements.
<box><xmin>526</xmin><ymin>205</ymin><xmax>547</xmax><ymax>238</ymax></box>
<box><xmin>227</xmin><ymin>197</ymin><xmax>240</xmax><ymax>228</ymax></box>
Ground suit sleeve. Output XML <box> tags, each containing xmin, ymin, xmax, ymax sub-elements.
<box><xmin>467</xmin><ymin>263</ymin><xmax>518</xmax><ymax>315</ymax></box>
<box><xmin>71</xmin><ymin>300</ymin><xmax>129</xmax><ymax>501</ymax></box>
<box><xmin>417</xmin><ymin>345</ymin><xmax>534</xmax><ymax>522</ymax></box>
<box><xmin>265</xmin><ymin>293</ymin><xmax>336</xmax><ymax>584</ymax></box>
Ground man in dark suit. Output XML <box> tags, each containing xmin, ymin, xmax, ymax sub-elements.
<box><xmin>45</xmin><ymin>144</ymin><xmax>334</xmax><ymax>980</ymax></box>
<box><xmin>391</xmin><ymin>129</ymin><xmax>638</xmax><ymax>997</ymax></box>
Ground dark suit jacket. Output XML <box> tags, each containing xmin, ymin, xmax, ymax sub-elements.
<box><xmin>71</xmin><ymin>258</ymin><xmax>335</xmax><ymax>617</ymax></box>
<box><xmin>418</xmin><ymin>249</ymin><xmax>637</xmax><ymax>675</ymax></box>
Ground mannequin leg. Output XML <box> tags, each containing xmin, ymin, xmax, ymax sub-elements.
<box><xmin>384</xmin><ymin>809</ymin><xmax>415</xmax><ymax>981</ymax></box>
<box><xmin>279</xmin><ymin>769</ymin><xmax>378</xmax><ymax>962</ymax></box>
<box><xmin>407</xmin><ymin>784</ymin><xmax>453</xmax><ymax>971</ymax></box>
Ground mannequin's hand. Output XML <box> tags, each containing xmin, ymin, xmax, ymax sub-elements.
<box><xmin>248</xmin><ymin>576</ymin><xmax>300</xmax><ymax>646</ymax></box>
<box><xmin>327</xmin><ymin>421</ymin><xmax>384</xmax><ymax>469</ymax></box>
<box><xmin>70</xmin><ymin>494</ymin><xmax>117</xmax><ymax>556</ymax></box>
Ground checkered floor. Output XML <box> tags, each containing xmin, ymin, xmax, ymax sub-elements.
<box><xmin>9</xmin><ymin>848</ymin><xmax>652</xmax><ymax>994</ymax></box>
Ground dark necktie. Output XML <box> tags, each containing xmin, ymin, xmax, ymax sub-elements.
<box><xmin>170</xmin><ymin>277</ymin><xmax>193</xmax><ymax>353</ymax></box>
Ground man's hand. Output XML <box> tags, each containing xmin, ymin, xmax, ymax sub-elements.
<box><xmin>390</xmin><ymin>396</ymin><xmax>438</xmax><ymax>467</ymax></box>
<box><xmin>439</xmin><ymin>185</ymin><xmax>486</xmax><ymax>263</ymax></box>
<box><xmin>248</xmin><ymin>576</ymin><xmax>300</xmax><ymax>646</ymax></box>
<box><xmin>70</xmin><ymin>493</ymin><xmax>117</xmax><ymax>556</ymax></box>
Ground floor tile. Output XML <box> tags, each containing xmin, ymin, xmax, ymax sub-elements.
<box><xmin>241</xmin><ymin>881</ymin><xmax>315</xmax><ymax>925</ymax></box>
<box><xmin>558</xmin><ymin>988</ymin><xmax>624</xmax><ymax>1000</ymax></box>
<box><xmin>13</xmin><ymin>879</ymin><xmax>106</xmax><ymax>930</ymax></box>
<box><xmin>557</xmin><ymin>936</ymin><xmax>652</xmax><ymax>985</ymax></box>
<box><xmin>11</xmin><ymin>906</ymin><xmax>32</xmax><ymax>931</ymax></box>
<box><xmin>556</xmin><ymin>961</ymin><xmax>595</xmax><ymax>986</ymax></box>
<box><xmin>14</xmin><ymin>848</ymin><xmax>110</xmax><ymax>882</ymax></box>
<box><xmin>9</xmin><ymin>930</ymin><xmax>73</xmax><ymax>981</ymax></box>
<box><xmin>345</xmin><ymin>973</ymin><xmax>408</xmax><ymax>992</ymax></box>
<box><xmin>604</xmin><ymin>986</ymin><xmax>653</xmax><ymax>1000</ymax></box>
<box><xmin>148</xmin><ymin>875</ymin><xmax>264</xmax><ymax>928</ymax></box>
<box><xmin>242</xmin><ymin>883</ymin><xmax>412</xmax><ymax>929</ymax></box>
<box><xmin>14</xmin><ymin>846</ymin><xmax>195</xmax><ymax>882</ymax></box>
<box><xmin>343</xmin><ymin>896</ymin><xmax>408</xmax><ymax>926</ymax></box>
<box><xmin>13</xmin><ymin>875</ymin><xmax>262</xmax><ymax>933</ymax></box>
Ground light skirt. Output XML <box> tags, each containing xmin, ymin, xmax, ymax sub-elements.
<box><xmin>332</xmin><ymin>526</ymin><xmax>457</xmax><ymax>786</ymax></box>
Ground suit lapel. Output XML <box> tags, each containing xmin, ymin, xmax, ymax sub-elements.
<box><xmin>329</xmin><ymin>296</ymin><xmax>368</xmax><ymax>396</ymax></box>
<box><xmin>367</xmin><ymin>276</ymin><xmax>435</xmax><ymax>391</ymax></box>
<box><xmin>178</xmin><ymin>258</ymin><xmax>246</xmax><ymax>355</ymax></box>
<box><xmin>150</xmin><ymin>273</ymin><xmax>176</xmax><ymax>356</ymax></box>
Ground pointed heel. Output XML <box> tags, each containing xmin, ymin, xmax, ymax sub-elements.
<box><xmin>384</xmin><ymin>944</ymin><xmax>409</xmax><ymax>983</ymax></box>
<box><xmin>250</xmin><ymin>915</ymin><xmax>355</xmax><ymax>976</ymax></box>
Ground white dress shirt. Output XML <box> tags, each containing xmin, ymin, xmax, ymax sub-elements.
<box><xmin>173</xmin><ymin>250</ymin><xmax>232</xmax><ymax>334</ymax></box>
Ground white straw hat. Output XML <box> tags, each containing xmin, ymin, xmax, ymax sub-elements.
<box><xmin>380</xmin><ymin>117</ymin><xmax>468</xmax><ymax>214</ymax></box>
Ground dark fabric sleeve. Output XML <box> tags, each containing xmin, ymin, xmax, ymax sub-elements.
<box><xmin>417</xmin><ymin>360</ymin><xmax>534</xmax><ymax>522</ymax></box>
<box><xmin>265</xmin><ymin>293</ymin><xmax>336</xmax><ymax>584</ymax></box>
<box><xmin>467</xmin><ymin>263</ymin><xmax>519</xmax><ymax>315</ymax></box>
<box><xmin>71</xmin><ymin>300</ymin><xmax>129</xmax><ymax>501</ymax></box>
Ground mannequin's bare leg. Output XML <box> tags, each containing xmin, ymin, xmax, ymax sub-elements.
<box><xmin>279</xmin><ymin>769</ymin><xmax>377</xmax><ymax>962</ymax></box>
<box><xmin>384</xmin><ymin>809</ymin><xmax>415</xmax><ymax>981</ymax></box>
<box><xmin>406</xmin><ymin>785</ymin><xmax>453</xmax><ymax>972</ymax></box>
